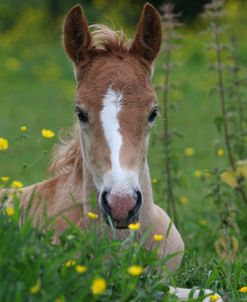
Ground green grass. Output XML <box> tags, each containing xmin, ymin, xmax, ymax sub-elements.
<box><xmin>1</xmin><ymin>2</ymin><xmax>247</xmax><ymax>301</ymax></box>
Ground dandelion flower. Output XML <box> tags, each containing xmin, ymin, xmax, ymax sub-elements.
<box><xmin>1</xmin><ymin>176</ymin><xmax>10</xmax><ymax>183</ymax></box>
<box><xmin>179</xmin><ymin>196</ymin><xmax>188</xmax><ymax>205</ymax></box>
<box><xmin>194</xmin><ymin>170</ymin><xmax>202</xmax><ymax>178</ymax></box>
<box><xmin>128</xmin><ymin>222</ymin><xmax>140</xmax><ymax>231</ymax></box>
<box><xmin>216</xmin><ymin>149</ymin><xmax>224</xmax><ymax>157</ymax></box>
<box><xmin>41</xmin><ymin>129</ymin><xmax>55</xmax><ymax>138</ymax></box>
<box><xmin>75</xmin><ymin>265</ymin><xmax>87</xmax><ymax>274</ymax></box>
<box><xmin>30</xmin><ymin>280</ymin><xmax>41</xmax><ymax>294</ymax></box>
<box><xmin>0</xmin><ymin>137</ymin><xmax>9</xmax><ymax>151</ymax></box>
<box><xmin>184</xmin><ymin>147</ymin><xmax>195</xmax><ymax>157</ymax></box>
<box><xmin>210</xmin><ymin>294</ymin><xmax>221</xmax><ymax>301</ymax></box>
<box><xmin>87</xmin><ymin>212</ymin><xmax>98</xmax><ymax>219</ymax></box>
<box><xmin>11</xmin><ymin>180</ymin><xmax>23</xmax><ymax>189</ymax></box>
<box><xmin>6</xmin><ymin>206</ymin><xmax>14</xmax><ymax>216</ymax></box>
<box><xmin>127</xmin><ymin>265</ymin><xmax>143</xmax><ymax>276</ymax></box>
<box><xmin>91</xmin><ymin>278</ymin><xmax>106</xmax><ymax>295</ymax></box>
<box><xmin>153</xmin><ymin>234</ymin><xmax>163</xmax><ymax>241</ymax></box>
<box><xmin>239</xmin><ymin>286</ymin><xmax>247</xmax><ymax>293</ymax></box>
<box><xmin>65</xmin><ymin>259</ymin><xmax>76</xmax><ymax>267</ymax></box>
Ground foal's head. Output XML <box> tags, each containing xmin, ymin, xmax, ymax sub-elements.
<box><xmin>63</xmin><ymin>3</ymin><xmax>162</xmax><ymax>228</ymax></box>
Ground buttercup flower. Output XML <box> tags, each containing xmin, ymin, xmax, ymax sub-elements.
<box><xmin>11</xmin><ymin>180</ymin><xmax>23</xmax><ymax>189</ymax></box>
<box><xmin>152</xmin><ymin>178</ymin><xmax>158</xmax><ymax>184</ymax></box>
<box><xmin>87</xmin><ymin>212</ymin><xmax>98</xmax><ymax>219</ymax></box>
<box><xmin>91</xmin><ymin>278</ymin><xmax>106</xmax><ymax>295</ymax></box>
<box><xmin>30</xmin><ymin>280</ymin><xmax>41</xmax><ymax>294</ymax></box>
<box><xmin>184</xmin><ymin>147</ymin><xmax>195</xmax><ymax>157</ymax></box>
<box><xmin>198</xmin><ymin>219</ymin><xmax>208</xmax><ymax>226</ymax></box>
<box><xmin>1</xmin><ymin>176</ymin><xmax>10</xmax><ymax>183</ymax></box>
<box><xmin>75</xmin><ymin>265</ymin><xmax>87</xmax><ymax>274</ymax></box>
<box><xmin>65</xmin><ymin>259</ymin><xmax>76</xmax><ymax>267</ymax></box>
<box><xmin>153</xmin><ymin>234</ymin><xmax>164</xmax><ymax>241</ymax></box>
<box><xmin>194</xmin><ymin>170</ymin><xmax>202</xmax><ymax>178</ymax></box>
<box><xmin>128</xmin><ymin>222</ymin><xmax>140</xmax><ymax>231</ymax></box>
<box><xmin>179</xmin><ymin>196</ymin><xmax>188</xmax><ymax>205</ymax></box>
<box><xmin>0</xmin><ymin>137</ymin><xmax>9</xmax><ymax>151</ymax></box>
<box><xmin>210</xmin><ymin>294</ymin><xmax>221</xmax><ymax>301</ymax></box>
<box><xmin>239</xmin><ymin>286</ymin><xmax>247</xmax><ymax>293</ymax></box>
<box><xmin>41</xmin><ymin>129</ymin><xmax>55</xmax><ymax>138</ymax></box>
<box><xmin>6</xmin><ymin>206</ymin><xmax>14</xmax><ymax>216</ymax></box>
<box><xmin>216</xmin><ymin>148</ymin><xmax>224</xmax><ymax>157</ymax></box>
<box><xmin>127</xmin><ymin>265</ymin><xmax>143</xmax><ymax>276</ymax></box>
<box><xmin>20</xmin><ymin>126</ymin><xmax>28</xmax><ymax>132</ymax></box>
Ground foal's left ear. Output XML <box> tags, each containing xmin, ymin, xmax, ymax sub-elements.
<box><xmin>130</xmin><ymin>3</ymin><xmax>162</xmax><ymax>65</ymax></box>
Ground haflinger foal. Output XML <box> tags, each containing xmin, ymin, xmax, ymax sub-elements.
<box><xmin>0</xmin><ymin>3</ymin><xmax>223</xmax><ymax>301</ymax></box>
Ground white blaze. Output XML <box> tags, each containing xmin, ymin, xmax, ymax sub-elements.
<box><xmin>101</xmin><ymin>87</ymin><xmax>123</xmax><ymax>172</ymax></box>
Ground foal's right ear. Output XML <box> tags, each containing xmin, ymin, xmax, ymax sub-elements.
<box><xmin>63</xmin><ymin>4</ymin><xmax>92</xmax><ymax>64</ymax></box>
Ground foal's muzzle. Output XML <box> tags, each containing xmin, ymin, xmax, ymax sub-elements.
<box><xmin>100</xmin><ymin>189</ymin><xmax>142</xmax><ymax>229</ymax></box>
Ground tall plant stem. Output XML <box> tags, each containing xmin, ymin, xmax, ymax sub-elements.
<box><xmin>213</xmin><ymin>23</ymin><xmax>247</xmax><ymax>205</ymax></box>
<box><xmin>163</xmin><ymin>45</ymin><xmax>178</xmax><ymax>225</ymax></box>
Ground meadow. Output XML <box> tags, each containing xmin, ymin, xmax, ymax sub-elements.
<box><xmin>0</xmin><ymin>1</ymin><xmax>247</xmax><ymax>301</ymax></box>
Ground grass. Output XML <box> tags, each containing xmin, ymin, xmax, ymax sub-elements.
<box><xmin>1</xmin><ymin>2</ymin><xmax>247</xmax><ymax>301</ymax></box>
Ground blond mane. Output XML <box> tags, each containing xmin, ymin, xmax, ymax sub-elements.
<box><xmin>89</xmin><ymin>24</ymin><xmax>130</xmax><ymax>53</ymax></box>
<box><xmin>48</xmin><ymin>125</ymin><xmax>82</xmax><ymax>177</ymax></box>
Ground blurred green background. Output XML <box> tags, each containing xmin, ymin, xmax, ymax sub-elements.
<box><xmin>0</xmin><ymin>0</ymin><xmax>247</xmax><ymax>245</ymax></box>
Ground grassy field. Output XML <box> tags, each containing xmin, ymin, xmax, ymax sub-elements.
<box><xmin>0</xmin><ymin>1</ymin><xmax>247</xmax><ymax>301</ymax></box>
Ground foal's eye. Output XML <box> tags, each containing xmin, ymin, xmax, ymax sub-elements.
<box><xmin>148</xmin><ymin>107</ymin><xmax>159</xmax><ymax>123</ymax></box>
<box><xmin>75</xmin><ymin>107</ymin><xmax>89</xmax><ymax>124</ymax></box>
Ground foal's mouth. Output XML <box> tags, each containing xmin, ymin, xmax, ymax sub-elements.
<box><xmin>102</xmin><ymin>213</ymin><xmax>140</xmax><ymax>230</ymax></box>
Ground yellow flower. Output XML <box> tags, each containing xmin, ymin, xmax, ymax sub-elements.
<box><xmin>55</xmin><ymin>298</ymin><xmax>63</xmax><ymax>302</ymax></box>
<box><xmin>210</xmin><ymin>294</ymin><xmax>221</xmax><ymax>301</ymax></box>
<box><xmin>239</xmin><ymin>286</ymin><xmax>247</xmax><ymax>293</ymax></box>
<box><xmin>0</xmin><ymin>137</ymin><xmax>9</xmax><ymax>151</ymax></box>
<box><xmin>5</xmin><ymin>57</ymin><xmax>21</xmax><ymax>72</ymax></box>
<box><xmin>127</xmin><ymin>265</ymin><xmax>143</xmax><ymax>276</ymax></box>
<box><xmin>75</xmin><ymin>265</ymin><xmax>87</xmax><ymax>274</ymax></box>
<box><xmin>11</xmin><ymin>180</ymin><xmax>23</xmax><ymax>189</ymax></box>
<box><xmin>153</xmin><ymin>234</ymin><xmax>163</xmax><ymax>241</ymax></box>
<box><xmin>87</xmin><ymin>211</ymin><xmax>98</xmax><ymax>219</ymax></box>
<box><xmin>91</xmin><ymin>278</ymin><xmax>106</xmax><ymax>295</ymax></box>
<box><xmin>41</xmin><ymin>128</ymin><xmax>55</xmax><ymax>138</ymax></box>
<box><xmin>184</xmin><ymin>147</ymin><xmax>195</xmax><ymax>157</ymax></box>
<box><xmin>20</xmin><ymin>125</ymin><xmax>28</xmax><ymax>132</ymax></box>
<box><xmin>6</xmin><ymin>206</ymin><xmax>14</xmax><ymax>216</ymax></box>
<box><xmin>204</xmin><ymin>169</ymin><xmax>211</xmax><ymax>177</ymax></box>
<box><xmin>128</xmin><ymin>222</ymin><xmax>140</xmax><ymax>231</ymax></box>
<box><xmin>198</xmin><ymin>219</ymin><xmax>208</xmax><ymax>226</ymax></box>
<box><xmin>1</xmin><ymin>176</ymin><xmax>10</xmax><ymax>183</ymax></box>
<box><xmin>179</xmin><ymin>196</ymin><xmax>188</xmax><ymax>205</ymax></box>
<box><xmin>194</xmin><ymin>170</ymin><xmax>202</xmax><ymax>178</ymax></box>
<box><xmin>65</xmin><ymin>259</ymin><xmax>76</xmax><ymax>267</ymax></box>
<box><xmin>30</xmin><ymin>280</ymin><xmax>41</xmax><ymax>294</ymax></box>
<box><xmin>216</xmin><ymin>148</ymin><xmax>224</xmax><ymax>157</ymax></box>
<box><xmin>152</xmin><ymin>178</ymin><xmax>158</xmax><ymax>184</ymax></box>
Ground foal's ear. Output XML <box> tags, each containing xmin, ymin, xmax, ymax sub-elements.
<box><xmin>130</xmin><ymin>3</ymin><xmax>162</xmax><ymax>65</ymax></box>
<box><xmin>63</xmin><ymin>4</ymin><xmax>92</xmax><ymax>64</ymax></box>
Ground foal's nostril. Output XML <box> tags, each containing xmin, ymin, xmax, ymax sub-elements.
<box><xmin>134</xmin><ymin>190</ymin><xmax>142</xmax><ymax>207</ymax></box>
<box><xmin>101</xmin><ymin>190</ymin><xmax>111</xmax><ymax>215</ymax></box>
<box><xmin>128</xmin><ymin>189</ymin><xmax>142</xmax><ymax>221</ymax></box>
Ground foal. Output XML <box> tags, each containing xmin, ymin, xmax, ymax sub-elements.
<box><xmin>1</xmin><ymin>3</ymin><xmax>222</xmax><ymax>301</ymax></box>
